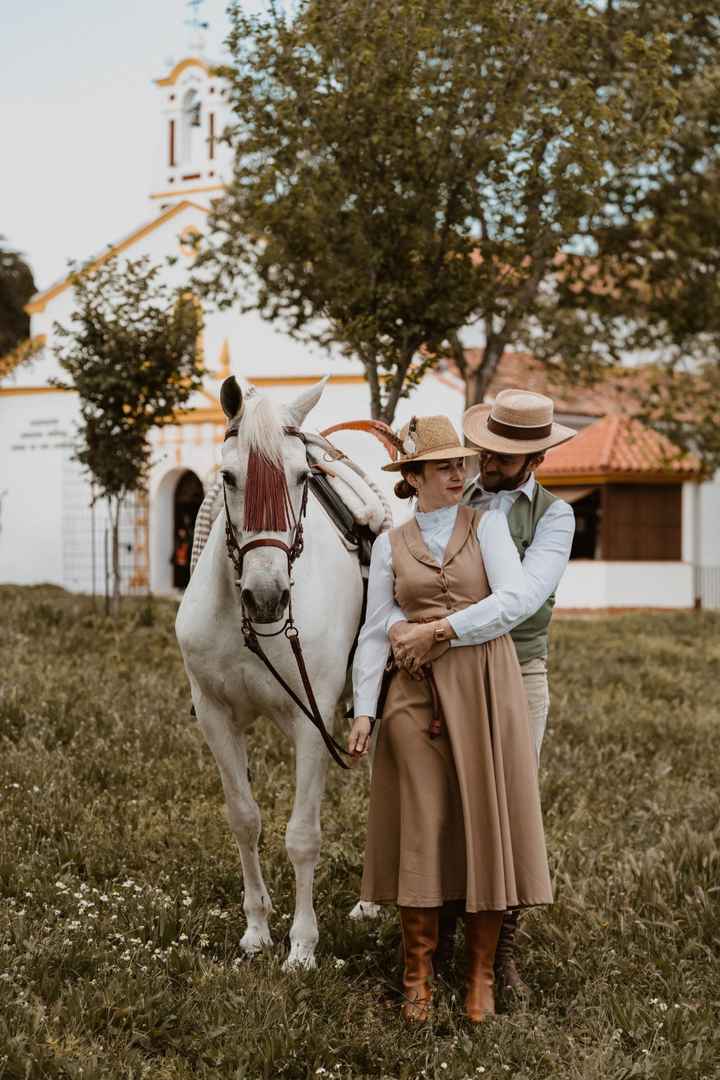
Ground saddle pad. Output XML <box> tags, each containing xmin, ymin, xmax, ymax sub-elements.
<box><xmin>190</xmin><ymin>441</ymin><xmax>392</xmax><ymax>576</ymax></box>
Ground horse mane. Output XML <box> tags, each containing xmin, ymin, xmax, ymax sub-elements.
<box><xmin>228</xmin><ymin>388</ymin><xmax>293</xmax><ymax>532</ymax></box>
<box><xmin>235</xmin><ymin>391</ymin><xmax>286</xmax><ymax>466</ymax></box>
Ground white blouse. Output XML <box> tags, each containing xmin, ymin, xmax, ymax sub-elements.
<box><xmin>352</xmin><ymin>504</ymin><xmax>534</xmax><ymax>716</ymax></box>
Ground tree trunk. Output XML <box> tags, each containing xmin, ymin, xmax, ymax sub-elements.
<box><xmin>466</xmin><ymin>338</ymin><xmax>507</xmax><ymax>410</ymax></box>
<box><xmin>380</xmin><ymin>347</ymin><xmax>419</xmax><ymax>425</ymax></box>
<box><xmin>364</xmin><ymin>356</ymin><xmax>383</xmax><ymax>420</ymax></box>
<box><xmin>110</xmin><ymin>496</ymin><xmax>122</xmax><ymax>620</ymax></box>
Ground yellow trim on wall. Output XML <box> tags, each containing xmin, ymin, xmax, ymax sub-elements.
<box><xmin>155</xmin><ymin>57</ymin><xmax>211</xmax><ymax>87</ymax></box>
<box><xmin>0</xmin><ymin>385</ymin><xmax>69</xmax><ymax>397</ymax></box>
<box><xmin>248</xmin><ymin>373</ymin><xmax>366</xmax><ymax>387</ymax></box>
<box><xmin>25</xmin><ymin>201</ymin><xmax>209</xmax><ymax>314</ymax></box>
<box><xmin>150</xmin><ymin>183</ymin><xmax>224</xmax><ymax>200</ymax></box>
<box><xmin>0</xmin><ymin>334</ymin><xmax>47</xmax><ymax>379</ymax></box>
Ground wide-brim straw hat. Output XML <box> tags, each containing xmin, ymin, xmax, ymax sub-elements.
<box><xmin>463</xmin><ymin>389</ymin><xmax>577</xmax><ymax>454</ymax></box>
<box><xmin>382</xmin><ymin>415</ymin><xmax>478</xmax><ymax>472</ymax></box>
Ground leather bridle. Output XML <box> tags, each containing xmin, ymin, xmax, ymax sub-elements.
<box><xmin>222</xmin><ymin>424</ymin><xmax>350</xmax><ymax>769</ymax></box>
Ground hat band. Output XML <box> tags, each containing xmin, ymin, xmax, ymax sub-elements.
<box><xmin>401</xmin><ymin>440</ymin><xmax>462</xmax><ymax>460</ymax></box>
<box><xmin>487</xmin><ymin>415</ymin><xmax>553</xmax><ymax>440</ymax></box>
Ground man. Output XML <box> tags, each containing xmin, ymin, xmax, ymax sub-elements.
<box><xmin>388</xmin><ymin>388</ymin><xmax>576</xmax><ymax>992</ymax></box>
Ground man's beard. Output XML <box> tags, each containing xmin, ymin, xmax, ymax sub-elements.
<box><xmin>480</xmin><ymin>459</ymin><xmax>529</xmax><ymax>493</ymax></box>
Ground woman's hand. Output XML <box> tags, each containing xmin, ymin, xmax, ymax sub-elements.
<box><xmin>389</xmin><ymin>620</ymin><xmax>455</xmax><ymax>673</ymax></box>
<box><xmin>348</xmin><ymin>715</ymin><xmax>373</xmax><ymax>761</ymax></box>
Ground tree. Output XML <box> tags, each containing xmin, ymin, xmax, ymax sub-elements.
<box><xmin>195</xmin><ymin>0</ymin><xmax>680</xmax><ymax>422</ymax></box>
<box><xmin>54</xmin><ymin>255</ymin><xmax>204</xmax><ymax>616</ymax></box>
<box><xmin>0</xmin><ymin>238</ymin><xmax>35</xmax><ymax>359</ymax></box>
<box><xmin>518</xmin><ymin>2</ymin><xmax>720</xmax><ymax>469</ymax></box>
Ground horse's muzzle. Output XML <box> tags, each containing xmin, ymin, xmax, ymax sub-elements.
<box><xmin>241</xmin><ymin>586</ymin><xmax>290</xmax><ymax>624</ymax></box>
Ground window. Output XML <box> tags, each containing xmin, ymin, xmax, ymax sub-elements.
<box><xmin>181</xmin><ymin>88</ymin><xmax>202</xmax><ymax>163</ymax></box>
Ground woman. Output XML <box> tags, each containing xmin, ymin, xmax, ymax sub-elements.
<box><xmin>349</xmin><ymin>415</ymin><xmax>552</xmax><ymax>1024</ymax></box>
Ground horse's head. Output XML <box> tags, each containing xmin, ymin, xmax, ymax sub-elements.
<box><xmin>219</xmin><ymin>375</ymin><xmax>327</xmax><ymax>624</ymax></box>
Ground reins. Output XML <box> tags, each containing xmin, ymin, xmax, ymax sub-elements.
<box><xmin>222</xmin><ymin>424</ymin><xmax>351</xmax><ymax>770</ymax></box>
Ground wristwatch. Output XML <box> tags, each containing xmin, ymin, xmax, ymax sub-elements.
<box><xmin>434</xmin><ymin>622</ymin><xmax>450</xmax><ymax>643</ymax></box>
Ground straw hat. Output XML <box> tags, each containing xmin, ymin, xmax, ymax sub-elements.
<box><xmin>382</xmin><ymin>415</ymin><xmax>478</xmax><ymax>472</ymax></box>
<box><xmin>463</xmin><ymin>389</ymin><xmax>576</xmax><ymax>454</ymax></box>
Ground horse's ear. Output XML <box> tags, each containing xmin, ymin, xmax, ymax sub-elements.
<box><xmin>286</xmin><ymin>376</ymin><xmax>329</xmax><ymax>428</ymax></box>
<box><xmin>220</xmin><ymin>376</ymin><xmax>243</xmax><ymax>420</ymax></box>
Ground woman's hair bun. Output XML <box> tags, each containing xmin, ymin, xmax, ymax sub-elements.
<box><xmin>394</xmin><ymin>477</ymin><xmax>416</xmax><ymax>500</ymax></box>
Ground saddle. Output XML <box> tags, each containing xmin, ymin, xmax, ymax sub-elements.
<box><xmin>190</xmin><ymin>426</ymin><xmax>394</xmax><ymax>577</ymax></box>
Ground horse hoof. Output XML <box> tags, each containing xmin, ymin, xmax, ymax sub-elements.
<box><xmin>240</xmin><ymin>929</ymin><xmax>273</xmax><ymax>956</ymax></box>
<box><xmin>349</xmin><ymin>901</ymin><xmax>381</xmax><ymax>921</ymax></box>
<box><xmin>283</xmin><ymin>948</ymin><xmax>317</xmax><ymax>972</ymax></box>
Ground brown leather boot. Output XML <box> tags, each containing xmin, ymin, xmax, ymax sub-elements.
<box><xmin>464</xmin><ymin>910</ymin><xmax>503</xmax><ymax>1023</ymax></box>
<box><xmin>399</xmin><ymin>906</ymin><xmax>440</xmax><ymax>1022</ymax></box>
<box><xmin>434</xmin><ymin>900</ymin><xmax>462</xmax><ymax>976</ymax></box>
<box><xmin>494</xmin><ymin>909</ymin><xmax>529</xmax><ymax>995</ymax></box>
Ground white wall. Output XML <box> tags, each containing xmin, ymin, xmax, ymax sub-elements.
<box><xmin>0</xmin><ymin>392</ymin><xmax>78</xmax><ymax>586</ymax></box>
<box><xmin>556</xmin><ymin>561</ymin><xmax>694</xmax><ymax>609</ymax></box>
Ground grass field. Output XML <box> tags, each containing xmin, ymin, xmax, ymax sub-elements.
<box><xmin>1</xmin><ymin>585</ymin><xmax>719</xmax><ymax>1080</ymax></box>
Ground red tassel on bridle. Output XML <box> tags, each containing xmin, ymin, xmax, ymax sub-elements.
<box><xmin>243</xmin><ymin>449</ymin><xmax>292</xmax><ymax>532</ymax></box>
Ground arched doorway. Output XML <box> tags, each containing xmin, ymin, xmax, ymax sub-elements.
<box><xmin>172</xmin><ymin>470</ymin><xmax>204</xmax><ymax>589</ymax></box>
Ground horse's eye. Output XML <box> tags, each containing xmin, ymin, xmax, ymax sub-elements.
<box><xmin>222</xmin><ymin>471</ymin><xmax>236</xmax><ymax>488</ymax></box>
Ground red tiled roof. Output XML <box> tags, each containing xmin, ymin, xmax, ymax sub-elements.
<box><xmin>441</xmin><ymin>349</ymin><xmax>645</xmax><ymax>418</ymax></box>
<box><xmin>539</xmin><ymin>415</ymin><xmax>701</xmax><ymax>480</ymax></box>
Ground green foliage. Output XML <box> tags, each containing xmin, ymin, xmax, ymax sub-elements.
<box><xmin>54</xmin><ymin>255</ymin><xmax>204</xmax><ymax>503</ymax></box>
<box><xmin>1</xmin><ymin>585</ymin><xmax>719</xmax><ymax>1078</ymax></box>
<box><xmin>536</xmin><ymin>2</ymin><xmax>720</xmax><ymax>469</ymax></box>
<box><xmin>0</xmin><ymin>237</ymin><xmax>35</xmax><ymax>358</ymax></box>
<box><xmin>196</xmin><ymin>0</ymin><xmax>680</xmax><ymax>420</ymax></box>
<box><xmin>53</xmin><ymin>255</ymin><xmax>204</xmax><ymax>615</ymax></box>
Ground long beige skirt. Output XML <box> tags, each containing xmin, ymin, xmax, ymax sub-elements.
<box><xmin>360</xmin><ymin>636</ymin><xmax>553</xmax><ymax>912</ymax></box>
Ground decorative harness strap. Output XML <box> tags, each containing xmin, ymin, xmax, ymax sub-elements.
<box><xmin>222</xmin><ymin>424</ymin><xmax>351</xmax><ymax>770</ymax></box>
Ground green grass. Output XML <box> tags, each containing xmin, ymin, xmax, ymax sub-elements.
<box><xmin>0</xmin><ymin>585</ymin><xmax>719</xmax><ymax>1080</ymax></box>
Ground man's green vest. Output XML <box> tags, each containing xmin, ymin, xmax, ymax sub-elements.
<box><xmin>464</xmin><ymin>480</ymin><xmax>559</xmax><ymax>664</ymax></box>
<box><xmin>506</xmin><ymin>483</ymin><xmax>558</xmax><ymax>664</ymax></box>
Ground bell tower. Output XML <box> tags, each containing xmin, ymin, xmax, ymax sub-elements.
<box><xmin>150</xmin><ymin>3</ymin><xmax>231</xmax><ymax>211</ymax></box>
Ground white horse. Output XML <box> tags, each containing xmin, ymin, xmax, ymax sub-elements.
<box><xmin>176</xmin><ymin>375</ymin><xmax>364</xmax><ymax>968</ymax></box>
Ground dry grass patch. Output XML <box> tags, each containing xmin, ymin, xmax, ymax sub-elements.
<box><xmin>0</xmin><ymin>587</ymin><xmax>719</xmax><ymax>1079</ymax></box>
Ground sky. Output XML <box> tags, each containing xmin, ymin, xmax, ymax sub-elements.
<box><xmin>0</xmin><ymin>0</ymin><xmax>241</xmax><ymax>290</ymax></box>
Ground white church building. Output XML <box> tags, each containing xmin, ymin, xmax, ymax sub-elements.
<box><xmin>1</xmin><ymin>51</ymin><xmax>719</xmax><ymax>609</ymax></box>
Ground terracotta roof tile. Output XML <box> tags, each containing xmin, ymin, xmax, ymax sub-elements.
<box><xmin>441</xmin><ymin>349</ymin><xmax>646</xmax><ymax>417</ymax></box>
<box><xmin>539</xmin><ymin>415</ymin><xmax>701</xmax><ymax>479</ymax></box>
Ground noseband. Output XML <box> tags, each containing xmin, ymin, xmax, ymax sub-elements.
<box><xmin>222</xmin><ymin>424</ymin><xmax>350</xmax><ymax>769</ymax></box>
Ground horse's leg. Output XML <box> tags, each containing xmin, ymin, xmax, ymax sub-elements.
<box><xmin>283</xmin><ymin>721</ymin><xmax>329</xmax><ymax>970</ymax></box>
<box><xmin>196</xmin><ymin>699</ymin><xmax>273</xmax><ymax>954</ymax></box>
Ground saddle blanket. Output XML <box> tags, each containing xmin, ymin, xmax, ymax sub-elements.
<box><xmin>190</xmin><ymin>437</ymin><xmax>392</xmax><ymax>575</ymax></box>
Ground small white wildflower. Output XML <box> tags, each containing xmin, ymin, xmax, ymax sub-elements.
<box><xmin>178</xmin><ymin>933</ymin><xmax>188</xmax><ymax>942</ymax></box>
<box><xmin>334</xmin><ymin>958</ymin><xmax>346</xmax><ymax>969</ymax></box>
